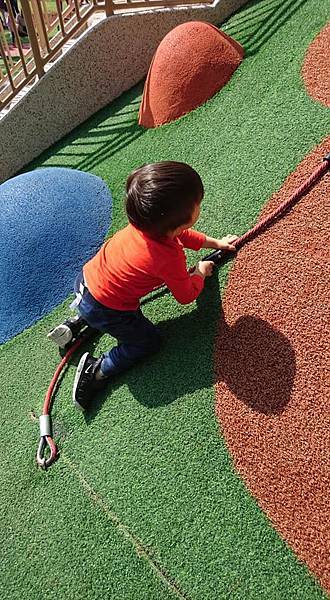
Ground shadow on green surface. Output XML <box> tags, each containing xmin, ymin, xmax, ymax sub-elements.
<box><xmin>35</xmin><ymin>85</ymin><xmax>144</xmax><ymax>173</ymax></box>
<box><xmin>82</xmin><ymin>273</ymin><xmax>221</xmax><ymax>422</ymax></box>
<box><xmin>223</xmin><ymin>0</ymin><xmax>309</xmax><ymax>56</ymax></box>
<box><xmin>82</xmin><ymin>266</ymin><xmax>295</xmax><ymax>422</ymax></box>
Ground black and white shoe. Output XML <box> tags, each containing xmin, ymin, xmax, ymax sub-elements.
<box><xmin>47</xmin><ymin>316</ymin><xmax>87</xmax><ymax>348</ymax></box>
<box><xmin>73</xmin><ymin>352</ymin><xmax>109</xmax><ymax>410</ymax></box>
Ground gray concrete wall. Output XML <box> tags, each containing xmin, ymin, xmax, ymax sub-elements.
<box><xmin>0</xmin><ymin>0</ymin><xmax>248</xmax><ymax>183</ymax></box>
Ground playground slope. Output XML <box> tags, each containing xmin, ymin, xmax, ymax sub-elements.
<box><xmin>215</xmin><ymin>137</ymin><xmax>330</xmax><ymax>592</ymax></box>
<box><xmin>1</xmin><ymin>0</ymin><xmax>330</xmax><ymax>599</ymax></box>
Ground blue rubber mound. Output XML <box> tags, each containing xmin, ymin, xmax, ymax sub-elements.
<box><xmin>0</xmin><ymin>167</ymin><xmax>112</xmax><ymax>344</ymax></box>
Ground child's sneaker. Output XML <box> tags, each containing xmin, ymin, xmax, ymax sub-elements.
<box><xmin>47</xmin><ymin>316</ymin><xmax>86</xmax><ymax>348</ymax></box>
<box><xmin>73</xmin><ymin>352</ymin><xmax>109</xmax><ymax>410</ymax></box>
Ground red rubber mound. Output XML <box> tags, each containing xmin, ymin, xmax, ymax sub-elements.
<box><xmin>138</xmin><ymin>22</ymin><xmax>243</xmax><ymax>128</ymax></box>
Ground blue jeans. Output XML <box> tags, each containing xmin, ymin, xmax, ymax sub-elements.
<box><xmin>74</xmin><ymin>273</ymin><xmax>162</xmax><ymax>377</ymax></box>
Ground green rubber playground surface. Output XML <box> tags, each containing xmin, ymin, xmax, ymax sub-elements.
<box><xmin>1</xmin><ymin>0</ymin><xmax>329</xmax><ymax>598</ymax></box>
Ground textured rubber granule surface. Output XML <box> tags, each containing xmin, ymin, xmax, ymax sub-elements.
<box><xmin>138</xmin><ymin>22</ymin><xmax>243</xmax><ymax>128</ymax></box>
<box><xmin>302</xmin><ymin>22</ymin><xmax>330</xmax><ymax>108</ymax></box>
<box><xmin>214</xmin><ymin>137</ymin><xmax>330</xmax><ymax>592</ymax></box>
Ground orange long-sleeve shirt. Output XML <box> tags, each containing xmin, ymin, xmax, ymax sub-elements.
<box><xmin>83</xmin><ymin>224</ymin><xmax>206</xmax><ymax>311</ymax></box>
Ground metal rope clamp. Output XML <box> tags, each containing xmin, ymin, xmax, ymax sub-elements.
<box><xmin>36</xmin><ymin>414</ymin><xmax>57</xmax><ymax>469</ymax></box>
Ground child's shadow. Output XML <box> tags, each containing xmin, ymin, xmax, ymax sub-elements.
<box><xmin>215</xmin><ymin>308</ymin><xmax>296</xmax><ymax>415</ymax></box>
<box><xmin>84</xmin><ymin>271</ymin><xmax>296</xmax><ymax>421</ymax></box>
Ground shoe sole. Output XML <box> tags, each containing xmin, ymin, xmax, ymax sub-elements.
<box><xmin>72</xmin><ymin>352</ymin><xmax>90</xmax><ymax>410</ymax></box>
<box><xmin>47</xmin><ymin>324</ymin><xmax>73</xmax><ymax>348</ymax></box>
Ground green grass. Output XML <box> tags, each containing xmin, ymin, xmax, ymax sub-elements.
<box><xmin>1</xmin><ymin>0</ymin><xmax>330</xmax><ymax>598</ymax></box>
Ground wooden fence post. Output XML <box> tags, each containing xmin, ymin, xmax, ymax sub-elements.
<box><xmin>20</xmin><ymin>0</ymin><xmax>45</xmax><ymax>78</ymax></box>
<box><xmin>104</xmin><ymin>0</ymin><xmax>114</xmax><ymax>17</ymax></box>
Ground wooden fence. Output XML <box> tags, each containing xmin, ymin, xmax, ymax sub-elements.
<box><xmin>0</xmin><ymin>0</ymin><xmax>212</xmax><ymax>111</ymax></box>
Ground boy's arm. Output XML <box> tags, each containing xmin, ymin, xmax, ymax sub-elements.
<box><xmin>178</xmin><ymin>230</ymin><xmax>238</xmax><ymax>252</ymax></box>
<box><xmin>202</xmin><ymin>234</ymin><xmax>238</xmax><ymax>251</ymax></box>
<box><xmin>177</xmin><ymin>229</ymin><xmax>206</xmax><ymax>250</ymax></box>
<box><xmin>159</xmin><ymin>250</ymin><xmax>205</xmax><ymax>305</ymax></box>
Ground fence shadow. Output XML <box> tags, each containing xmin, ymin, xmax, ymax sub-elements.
<box><xmin>222</xmin><ymin>0</ymin><xmax>308</xmax><ymax>56</ymax></box>
<box><xmin>36</xmin><ymin>82</ymin><xmax>145</xmax><ymax>172</ymax></box>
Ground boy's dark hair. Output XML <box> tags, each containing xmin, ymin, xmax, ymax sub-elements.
<box><xmin>125</xmin><ymin>161</ymin><xmax>204</xmax><ymax>236</ymax></box>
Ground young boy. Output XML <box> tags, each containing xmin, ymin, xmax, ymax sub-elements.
<box><xmin>48</xmin><ymin>162</ymin><xmax>237</xmax><ymax>410</ymax></box>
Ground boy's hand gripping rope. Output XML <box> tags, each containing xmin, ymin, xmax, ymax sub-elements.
<box><xmin>36</xmin><ymin>154</ymin><xmax>329</xmax><ymax>469</ymax></box>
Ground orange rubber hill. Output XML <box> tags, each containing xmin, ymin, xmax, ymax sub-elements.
<box><xmin>138</xmin><ymin>21</ymin><xmax>243</xmax><ymax>128</ymax></box>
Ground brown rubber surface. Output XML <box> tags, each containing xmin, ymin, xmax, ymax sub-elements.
<box><xmin>214</xmin><ymin>137</ymin><xmax>330</xmax><ymax>591</ymax></box>
<box><xmin>302</xmin><ymin>22</ymin><xmax>330</xmax><ymax>107</ymax></box>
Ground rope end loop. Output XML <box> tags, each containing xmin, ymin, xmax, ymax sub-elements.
<box><xmin>36</xmin><ymin>415</ymin><xmax>58</xmax><ymax>469</ymax></box>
